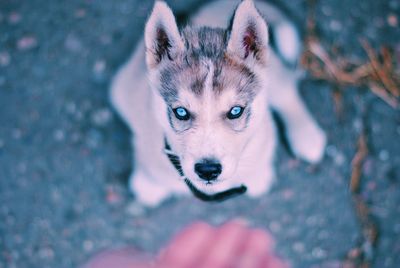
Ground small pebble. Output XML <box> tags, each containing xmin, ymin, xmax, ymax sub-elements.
<box><xmin>366</xmin><ymin>181</ymin><xmax>376</xmax><ymax>191</ymax></box>
<box><xmin>379</xmin><ymin>150</ymin><xmax>389</xmax><ymax>161</ymax></box>
<box><xmin>210</xmin><ymin>214</ymin><xmax>226</xmax><ymax>225</ymax></box>
<box><xmin>367</xmin><ymin>28</ymin><xmax>379</xmax><ymax>40</ymax></box>
<box><xmin>74</xmin><ymin>110</ymin><xmax>84</xmax><ymax>121</ymax></box>
<box><xmin>17</xmin><ymin>36</ymin><xmax>37</xmax><ymax>51</ymax></box>
<box><xmin>384</xmin><ymin>257</ymin><xmax>394</xmax><ymax>267</ymax></box>
<box><xmin>8</xmin><ymin>12</ymin><xmax>21</xmax><ymax>24</ymax></box>
<box><xmin>64</xmin><ymin>34</ymin><xmax>83</xmax><ymax>52</ymax></box>
<box><xmin>372</xmin><ymin>123</ymin><xmax>381</xmax><ymax>133</ymax></box>
<box><xmin>6</xmin><ymin>215</ymin><xmax>15</xmax><ymax>225</ymax></box>
<box><xmin>0</xmin><ymin>52</ymin><xmax>10</xmax><ymax>66</ymax></box>
<box><xmin>12</xmin><ymin>128</ymin><xmax>22</xmax><ymax>139</ymax></box>
<box><xmin>329</xmin><ymin>20</ymin><xmax>342</xmax><ymax>31</ymax></box>
<box><xmin>17</xmin><ymin>162</ymin><xmax>27</xmax><ymax>174</ymax></box>
<box><xmin>387</xmin><ymin>13</ymin><xmax>398</xmax><ymax>27</ymax></box>
<box><xmin>91</xmin><ymin>108</ymin><xmax>112</xmax><ymax>127</ymax></box>
<box><xmin>373</xmin><ymin>17</ymin><xmax>385</xmax><ymax>28</ymax></box>
<box><xmin>106</xmin><ymin>187</ymin><xmax>122</xmax><ymax>204</ymax></box>
<box><xmin>352</xmin><ymin>118</ymin><xmax>363</xmax><ymax>131</ymax></box>
<box><xmin>287</xmin><ymin>226</ymin><xmax>300</xmax><ymax>237</ymax></box>
<box><xmin>318</xmin><ymin>230</ymin><xmax>329</xmax><ymax>240</ymax></box>
<box><xmin>306</xmin><ymin>215</ymin><xmax>319</xmax><ymax>226</ymax></box>
<box><xmin>38</xmin><ymin>247</ymin><xmax>54</xmax><ymax>260</ymax></box>
<box><xmin>100</xmin><ymin>34</ymin><xmax>112</xmax><ymax>45</ymax></box>
<box><xmin>74</xmin><ymin>8</ymin><xmax>86</xmax><ymax>18</ymax></box>
<box><xmin>321</xmin><ymin>6</ymin><xmax>332</xmax><ymax>16</ymax></box>
<box><xmin>121</xmin><ymin>228</ymin><xmax>138</xmax><ymax>239</ymax></box>
<box><xmin>282</xmin><ymin>189</ymin><xmax>294</xmax><ymax>200</ymax></box>
<box><xmin>11</xmin><ymin>250</ymin><xmax>20</xmax><ymax>261</ymax></box>
<box><xmin>292</xmin><ymin>242</ymin><xmax>305</xmax><ymax>253</ymax></box>
<box><xmin>53</xmin><ymin>129</ymin><xmax>65</xmax><ymax>141</ymax></box>
<box><xmin>86</xmin><ymin>129</ymin><xmax>103</xmax><ymax>148</ymax></box>
<box><xmin>269</xmin><ymin>221</ymin><xmax>281</xmax><ymax>233</ymax></box>
<box><xmin>125</xmin><ymin>202</ymin><xmax>145</xmax><ymax>217</ymax></box>
<box><xmin>71</xmin><ymin>132</ymin><xmax>82</xmax><ymax>143</ymax></box>
<box><xmin>394</xmin><ymin>223</ymin><xmax>400</xmax><ymax>233</ymax></box>
<box><xmin>83</xmin><ymin>240</ymin><xmax>94</xmax><ymax>252</ymax></box>
<box><xmin>326</xmin><ymin>145</ymin><xmax>345</xmax><ymax>166</ymax></box>
<box><xmin>389</xmin><ymin>0</ymin><xmax>399</xmax><ymax>9</ymax></box>
<box><xmin>372</xmin><ymin>206</ymin><xmax>388</xmax><ymax>218</ymax></box>
<box><xmin>82</xmin><ymin>100</ymin><xmax>92</xmax><ymax>111</ymax></box>
<box><xmin>312</xmin><ymin>247</ymin><xmax>327</xmax><ymax>259</ymax></box>
<box><xmin>14</xmin><ymin>234</ymin><xmax>23</xmax><ymax>244</ymax></box>
<box><xmin>51</xmin><ymin>188</ymin><xmax>61</xmax><ymax>203</ymax></box>
<box><xmin>92</xmin><ymin>59</ymin><xmax>107</xmax><ymax>82</ymax></box>
<box><xmin>326</xmin><ymin>145</ymin><xmax>337</xmax><ymax>157</ymax></box>
<box><xmin>65</xmin><ymin>102</ymin><xmax>77</xmax><ymax>114</ymax></box>
<box><xmin>93</xmin><ymin>59</ymin><xmax>106</xmax><ymax>73</ymax></box>
<box><xmin>119</xmin><ymin>2</ymin><xmax>134</xmax><ymax>14</ymax></box>
<box><xmin>362</xmin><ymin>241</ymin><xmax>374</xmax><ymax>260</ymax></box>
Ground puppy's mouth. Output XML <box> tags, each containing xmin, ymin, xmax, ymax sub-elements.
<box><xmin>184</xmin><ymin>178</ymin><xmax>247</xmax><ymax>202</ymax></box>
<box><xmin>164</xmin><ymin>138</ymin><xmax>247</xmax><ymax>202</ymax></box>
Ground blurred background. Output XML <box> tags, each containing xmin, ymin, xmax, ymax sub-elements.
<box><xmin>0</xmin><ymin>0</ymin><xmax>399</xmax><ymax>267</ymax></box>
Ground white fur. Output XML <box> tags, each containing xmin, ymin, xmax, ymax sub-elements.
<box><xmin>274</xmin><ymin>22</ymin><xmax>301</xmax><ymax>64</ymax></box>
<box><xmin>144</xmin><ymin>1</ymin><xmax>183</xmax><ymax>67</ymax></box>
<box><xmin>110</xmin><ymin>42</ymin><xmax>189</xmax><ymax>205</ymax></box>
<box><xmin>192</xmin><ymin>0</ymin><xmax>302</xmax><ymax>65</ymax></box>
<box><xmin>227</xmin><ymin>0</ymin><xmax>269</xmax><ymax>60</ymax></box>
<box><xmin>110</xmin><ymin>0</ymin><xmax>326</xmax><ymax>206</ymax></box>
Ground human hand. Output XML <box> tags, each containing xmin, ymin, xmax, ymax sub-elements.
<box><xmin>156</xmin><ymin>221</ymin><xmax>287</xmax><ymax>268</ymax></box>
<box><xmin>83</xmin><ymin>221</ymin><xmax>287</xmax><ymax>268</ymax></box>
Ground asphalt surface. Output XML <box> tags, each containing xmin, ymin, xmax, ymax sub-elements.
<box><xmin>0</xmin><ymin>0</ymin><xmax>399</xmax><ymax>267</ymax></box>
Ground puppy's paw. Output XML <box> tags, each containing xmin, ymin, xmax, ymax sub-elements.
<box><xmin>288</xmin><ymin>124</ymin><xmax>326</xmax><ymax>163</ymax></box>
<box><xmin>129</xmin><ymin>170</ymin><xmax>170</xmax><ymax>207</ymax></box>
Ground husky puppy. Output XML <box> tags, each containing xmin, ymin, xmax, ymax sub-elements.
<box><xmin>110</xmin><ymin>0</ymin><xmax>326</xmax><ymax>206</ymax></box>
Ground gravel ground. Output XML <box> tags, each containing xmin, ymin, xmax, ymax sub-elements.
<box><xmin>0</xmin><ymin>0</ymin><xmax>399</xmax><ymax>267</ymax></box>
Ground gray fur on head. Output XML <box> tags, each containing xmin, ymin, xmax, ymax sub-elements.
<box><xmin>158</xmin><ymin>26</ymin><xmax>258</xmax><ymax>102</ymax></box>
<box><xmin>145</xmin><ymin>0</ymin><xmax>269</xmax><ymax>105</ymax></box>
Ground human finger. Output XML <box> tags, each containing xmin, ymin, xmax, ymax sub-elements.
<box><xmin>197</xmin><ymin>221</ymin><xmax>249</xmax><ymax>268</ymax></box>
<box><xmin>159</xmin><ymin>222</ymin><xmax>215</xmax><ymax>268</ymax></box>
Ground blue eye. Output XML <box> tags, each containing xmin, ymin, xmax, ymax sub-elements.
<box><xmin>173</xmin><ymin>107</ymin><xmax>190</xmax><ymax>120</ymax></box>
<box><xmin>227</xmin><ymin>106</ymin><xmax>244</xmax><ymax>119</ymax></box>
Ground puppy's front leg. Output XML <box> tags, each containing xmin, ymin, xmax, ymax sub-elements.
<box><xmin>129</xmin><ymin>169</ymin><xmax>172</xmax><ymax>207</ymax></box>
<box><xmin>267</xmin><ymin>61</ymin><xmax>326</xmax><ymax>163</ymax></box>
<box><xmin>246</xmin><ymin>164</ymin><xmax>275</xmax><ymax>198</ymax></box>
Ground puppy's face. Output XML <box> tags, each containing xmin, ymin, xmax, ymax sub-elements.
<box><xmin>145</xmin><ymin>1</ymin><xmax>269</xmax><ymax>193</ymax></box>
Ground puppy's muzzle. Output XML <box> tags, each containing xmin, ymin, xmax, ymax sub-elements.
<box><xmin>194</xmin><ymin>159</ymin><xmax>222</xmax><ymax>182</ymax></box>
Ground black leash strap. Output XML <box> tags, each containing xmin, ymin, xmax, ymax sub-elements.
<box><xmin>184</xmin><ymin>178</ymin><xmax>247</xmax><ymax>202</ymax></box>
<box><xmin>164</xmin><ymin>139</ymin><xmax>247</xmax><ymax>202</ymax></box>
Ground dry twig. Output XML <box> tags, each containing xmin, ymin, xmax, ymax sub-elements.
<box><xmin>301</xmin><ymin>2</ymin><xmax>400</xmax><ymax>109</ymax></box>
<box><xmin>349</xmin><ymin>134</ymin><xmax>368</xmax><ymax>193</ymax></box>
<box><xmin>302</xmin><ymin>1</ymin><xmax>383</xmax><ymax>266</ymax></box>
<box><xmin>345</xmin><ymin>132</ymin><xmax>379</xmax><ymax>268</ymax></box>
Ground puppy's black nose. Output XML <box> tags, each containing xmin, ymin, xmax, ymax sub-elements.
<box><xmin>194</xmin><ymin>159</ymin><xmax>222</xmax><ymax>181</ymax></box>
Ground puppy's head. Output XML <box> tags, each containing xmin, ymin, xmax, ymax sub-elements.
<box><xmin>144</xmin><ymin>1</ymin><xmax>270</xmax><ymax>193</ymax></box>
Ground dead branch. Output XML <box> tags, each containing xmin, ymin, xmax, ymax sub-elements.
<box><xmin>301</xmin><ymin>3</ymin><xmax>400</xmax><ymax>109</ymax></box>
<box><xmin>350</xmin><ymin>134</ymin><xmax>368</xmax><ymax>193</ymax></box>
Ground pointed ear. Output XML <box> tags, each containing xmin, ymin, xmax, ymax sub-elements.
<box><xmin>227</xmin><ymin>0</ymin><xmax>269</xmax><ymax>64</ymax></box>
<box><xmin>144</xmin><ymin>1</ymin><xmax>183</xmax><ymax>68</ymax></box>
